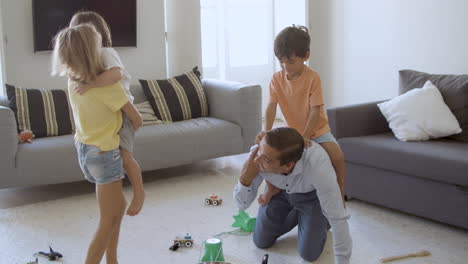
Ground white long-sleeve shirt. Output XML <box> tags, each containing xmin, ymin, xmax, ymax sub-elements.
<box><xmin>233</xmin><ymin>143</ymin><xmax>352</xmax><ymax>264</ymax></box>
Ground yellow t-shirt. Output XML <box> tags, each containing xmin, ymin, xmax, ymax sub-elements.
<box><xmin>68</xmin><ymin>81</ymin><xmax>129</xmax><ymax>151</ymax></box>
<box><xmin>269</xmin><ymin>67</ymin><xmax>330</xmax><ymax>138</ymax></box>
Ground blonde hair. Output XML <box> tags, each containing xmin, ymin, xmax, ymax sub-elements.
<box><xmin>70</xmin><ymin>11</ymin><xmax>112</xmax><ymax>47</ymax></box>
<box><xmin>51</xmin><ymin>24</ymin><xmax>105</xmax><ymax>84</ymax></box>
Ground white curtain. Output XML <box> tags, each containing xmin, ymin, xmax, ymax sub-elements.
<box><xmin>201</xmin><ymin>0</ymin><xmax>307</xmax><ymax>116</ymax></box>
<box><xmin>165</xmin><ymin>0</ymin><xmax>202</xmax><ymax>78</ymax></box>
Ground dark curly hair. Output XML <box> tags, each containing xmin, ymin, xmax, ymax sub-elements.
<box><xmin>274</xmin><ymin>25</ymin><xmax>310</xmax><ymax>59</ymax></box>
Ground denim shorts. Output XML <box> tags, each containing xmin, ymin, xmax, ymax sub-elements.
<box><xmin>311</xmin><ymin>132</ymin><xmax>338</xmax><ymax>144</ymax></box>
<box><xmin>76</xmin><ymin>142</ymin><xmax>125</xmax><ymax>184</ymax></box>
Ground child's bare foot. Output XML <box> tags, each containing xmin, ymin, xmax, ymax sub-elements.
<box><xmin>257</xmin><ymin>192</ymin><xmax>273</xmax><ymax>207</ymax></box>
<box><xmin>126</xmin><ymin>189</ymin><xmax>145</xmax><ymax>216</ymax></box>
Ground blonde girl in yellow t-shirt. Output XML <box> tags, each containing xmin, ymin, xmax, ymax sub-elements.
<box><xmin>51</xmin><ymin>24</ymin><xmax>142</xmax><ymax>264</ymax></box>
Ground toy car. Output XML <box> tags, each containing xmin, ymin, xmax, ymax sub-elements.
<box><xmin>205</xmin><ymin>194</ymin><xmax>222</xmax><ymax>206</ymax></box>
<box><xmin>170</xmin><ymin>233</ymin><xmax>194</xmax><ymax>251</ymax></box>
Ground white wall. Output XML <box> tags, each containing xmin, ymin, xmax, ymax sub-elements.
<box><xmin>309</xmin><ymin>0</ymin><xmax>468</xmax><ymax>107</ymax></box>
<box><xmin>0</xmin><ymin>0</ymin><xmax>5</xmax><ymax>96</ymax></box>
<box><xmin>165</xmin><ymin>0</ymin><xmax>202</xmax><ymax>77</ymax></box>
<box><xmin>1</xmin><ymin>0</ymin><xmax>167</xmax><ymax>91</ymax></box>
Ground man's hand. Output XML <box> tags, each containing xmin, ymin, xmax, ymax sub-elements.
<box><xmin>255</xmin><ymin>131</ymin><xmax>267</xmax><ymax>144</ymax></box>
<box><xmin>132</xmin><ymin>113</ymin><xmax>143</xmax><ymax>130</ymax></box>
<box><xmin>75</xmin><ymin>84</ymin><xmax>91</xmax><ymax>95</ymax></box>
<box><xmin>239</xmin><ymin>146</ymin><xmax>260</xmax><ymax>187</ymax></box>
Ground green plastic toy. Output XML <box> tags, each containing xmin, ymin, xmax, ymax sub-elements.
<box><xmin>200</xmin><ymin>238</ymin><xmax>225</xmax><ymax>262</ymax></box>
<box><xmin>232</xmin><ymin>210</ymin><xmax>256</xmax><ymax>232</ymax></box>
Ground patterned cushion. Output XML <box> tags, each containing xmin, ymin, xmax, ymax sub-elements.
<box><xmin>139</xmin><ymin>67</ymin><xmax>209</xmax><ymax>122</ymax></box>
<box><xmin>134</xmin><ymin>101</ymin><xmax>164</xmax><ymax>126</ymax></box>
<box><xmin>6</xmin><ymin>84</ymin><xmax>75</xmax><ymax>138</ymax></box>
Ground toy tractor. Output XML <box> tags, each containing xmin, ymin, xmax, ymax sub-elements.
<box><xmin>205</xmin><ymin>194</ymin><xmax>222</xmax><ymax>206</ymax></box>
<box><xmin>170</xmin><ymin>233</ymin><xmax>194</xmax><ymax>251</ymax></box>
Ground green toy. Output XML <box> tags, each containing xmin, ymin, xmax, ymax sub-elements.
<box><xmin>232</xmin><ymin>210</ymin><xmax>256</xmax><ymax>232</ymax></box>
<box><xmin>197</xmin><ymin>211</ymin><xmax>257</xmax><ymax>263</ymax></box>
<box><xmin>200</xmin><ymin>238</ymin><xmax>225</xmax><ymax>262</ymax></box>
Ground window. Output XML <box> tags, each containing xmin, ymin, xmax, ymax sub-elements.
<box><xmin>201</xmin><ymin>0</ymin><xmax>307</xmax><ymax>114</ymax></box>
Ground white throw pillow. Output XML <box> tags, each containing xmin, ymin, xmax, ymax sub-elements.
<box><xmin>378</xmin><ymin>81</ymin><xmax>462</xmax><ymax>141</ymax></box>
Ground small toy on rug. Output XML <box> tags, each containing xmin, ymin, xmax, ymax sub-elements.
<box><xmin>211</xmin><ymin>210</ymin><xmax>257</xmax><ymax>239</ymax></box>
<box><xmin>199</xmin><ymin>238</ymin><xmax>226</xmax><ymax>263</ymax></box>
<box><xmin>205</xmin><ymin>194</ymin><xmax>223</xmax><ymax>206</ymax></box>
<box><xmin>169</xmin><ymin>233</ymin><xmax>194</xmax><ymax>251</ymax></box>
<box><xmin>18</xmin><ymin>130</ymin><xmax>34</xmax><ymax>143</ymax></box>
<box><xmin>34</xmin><ymin>246</ymin><xmax>63</xmax><ymax>261</ymax></box>
<box><xmin>381</xmin><ymin>250</ymin><xmax>431</xmax><ymax>263</ymax></box>
<box><xmin>232</xmin><ymin>210</ymin><xmax>256</xmax><ymax>232</ymax></box>
<box><xmin>262</xmin><ymin>254</ymin><xmax>269</xmax><ymax>264</ymax></box>
<box><xmin>194</xmin><ymin>211</ymin><xmax>257</xmax><ymax>264</ymax></box>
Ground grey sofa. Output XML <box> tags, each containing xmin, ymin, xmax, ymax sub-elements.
<box><xmin>327</xmin><ymin>70</ymin><xmax>468</xmax><ymax>230</ymax></box>
<box><xmin>0</xmin><ymin>79</ymin><xmax>261</xmax><ymax>189</ymax></box>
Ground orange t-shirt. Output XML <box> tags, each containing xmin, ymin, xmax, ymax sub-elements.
<box><xmin>269</xmin><ymin>67</ymin><xmax>330</xmax><ymax>138</ymax></box>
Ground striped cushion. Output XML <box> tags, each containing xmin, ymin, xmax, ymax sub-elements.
<box><xmin>139</xmin><ymin>67</ymin><xmax>209</xmax><ymax>122</ymax></box>
<box><xmin>134</xmin><ymin>101</ymin><xmax>164</xmax><ymax>126</ymax></box>
<box><xmin>6</xmin><ymin>84</ymin><xmax>75</xmax><ymax>138</ymax></box>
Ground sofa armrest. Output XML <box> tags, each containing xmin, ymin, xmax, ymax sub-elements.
<box><xmin>203</xmin><ymin>79</ymin><xmax>262</xmax><ymax>152</ymax></box>
<box><xmin>0</xmin><ymin>95</ymin><xmax>8</xmax><ymax>107</ymax></box>
<box><xmin>327</xmin><ymin>100</ymin><xmax>391</xmax><ymax>139</ymax></box>
<box><xmin>0</xmin><ymin>106</ymin><xmax>18</xmax><ymax>175</ymax></box>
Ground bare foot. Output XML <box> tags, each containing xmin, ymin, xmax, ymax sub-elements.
<box><xmin>257</xmin><ymin>193</ymin><xmax>273</xmax><ymax>207</ymax></box>
<box><xmin>126</xmin><ymin>189</ymin><xmax>145</xmax><ymax>216</ymax></box>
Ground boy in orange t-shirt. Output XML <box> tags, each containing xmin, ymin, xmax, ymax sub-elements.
<box><xmin>256</xmin><ymin>25</ymin><xmax>346</xmax><ymax>206</ymax></box>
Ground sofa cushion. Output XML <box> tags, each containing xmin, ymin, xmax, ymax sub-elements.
<box><xmin>129</xmin><ymin>84</ymin><xmax>148</xmax><ymax>104</ymax></box>
<box><xmin>139</xmin><ymin>67</ymin><xmax>209</xmax><ymax>122</ymax></box>
<box><xmin>132</xmin><ymin>117</ymin><xmax>243</xmax><ymax>172</ymax></box>
<box><xmin>378</xmin><ymin>81</ymin><xmax>461</xmax><ymax>141</ymax></box>
<box><xmin>134</xmin><ymin>101</ymin><xmax>163</xmax><ymax>126</ymax></box>
<box><xmin>17</xmin><ymin>117</ymin><xmax>244</xmax><ymax>186</ymax></box>
<box><xmin>339</xmin><ymin>133</ymin><xmax>468</xmax><ymax>186</ymax></box>
<box><xmin>399</xmin><ymin>70</ymin><xmax>468</xmax><ymax>142</ymax></box>
<box><xmin>16</xmin><ymin>134</ymin><xmax>84</xmax><ymax>187</ymax></box>
<box><xmin>5</xmin><ymin>84</ymin><xmax>75</xmax><ymax>138</ymax></box>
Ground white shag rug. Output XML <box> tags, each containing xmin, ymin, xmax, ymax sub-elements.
<box><xmin>0</xmin><ymin>155</ymin><xmax>467</xmax><ymax>264</ymax></box>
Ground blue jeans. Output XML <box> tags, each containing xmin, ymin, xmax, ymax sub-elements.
<box><xmin>253</xmin><ymin>190</ymin><xmax>328</xmax><ymax>262</ymax></box>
